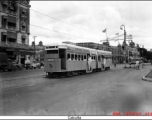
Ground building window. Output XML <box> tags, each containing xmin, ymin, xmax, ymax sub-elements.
<box><xmin>1</xmin><ymin>33</ymin><xmax>7</xmax><ymax>43</ymax></box>
<box><xmin>8</xmin><ymin>22</ymin><xmax>16</xmax><ymax>30</ymax></box>
<box><xmin>21</xmin><ymin>8</ymin><xmax>27</xmax><ymax>18</ymax></box>
<box><xmin>2</xmin><ymin>16</ymin><xmax>7</xmax><ymax>29</ymax></box>
<box><xmin>2</xmin><ymin>1</ymin><xmax>8</xmax><ymax>13</ymax></box>
<box><xmin>8</xmin><ymin>16</ymin><xmax>16</xmax><ymax>30</ymax></box>
<box><xmin>22</xmin><ymin>38</ymin><xmax>26</xmax><ymax>44</ymax></box>
<box><xmin>8</xmin><ymin>2</ymin><xmax>17</xmax><ymax>15</ymax></box>
<box><xmin>7</xmin><ymin>32</ymin><xmax>17</xmax><ymax>43</ymax></box>
<box><xmin>21</xmin><ymin>26</ymin><xmax>26</xmax><ymax>31</ymax></box>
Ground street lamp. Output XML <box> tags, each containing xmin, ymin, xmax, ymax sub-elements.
<box><xmin>33</xmin><ymin>36</ymin><xmax>37</xmax><ymax>60</ymax></box>
<box><xmin>120</xmin><ymin>24</ymin><xmax>127</xmax><ymax>68</ymax></box>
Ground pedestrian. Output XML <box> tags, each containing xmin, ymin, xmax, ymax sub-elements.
<box><xmin>101</xmin><ymin>55</ymin><xmax>105</xmax><ymax>71</ymax></box>
<box><xmin>87</xmin><ymin>54</ymin><xmax>92</xmax><ymax>71</ymax></box>
<box><xmin>135</xmin><ymin>60</ymin><xmax>140</xmax><ymax>70</ymax></box>
<box><xmin>114</xmin><ymin>59</ymin><xmax>117</xmax><ymax>67</ymax></box>
<box><xmin>141</xmin><ymin>59</ymin><xmax>144</xmax><ymax>68</ymax></box>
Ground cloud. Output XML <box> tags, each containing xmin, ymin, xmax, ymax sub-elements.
<box><xmin>29</xmin><ymin>1</ymin><xmax>152</xmax><ymax>50</ymax></box>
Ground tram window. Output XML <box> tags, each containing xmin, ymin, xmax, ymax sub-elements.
<box><xmin>98</xmin><ymin>56</ymin><xmax>101</xmax><ymax>62</ymax></box>
<box><xmin>47</xmin><ymin>50</ymin><xmax>58</xmax><ymax>54</ymax></box>
<box><xmin>91</xmin><ymin>56</ymin><xmax>93</xmax><ymax>59</ymax></box>
<box><xmin>75</xmin><ymin>54</ymin><xmax>78</xmax><ymax>60</ymax></box>
<box><xmin>71</xmin><ymin>54</ymin><xmax>74</xmax><ymax>60</ymax></box>
<box><xmin>84</xmin><ymin>55</ymin><xmax>86</xmax><ymax>60</ymax></box>
<box><xmin>81</xmin><ymin>55</ymin><xmax>84</xmax><ymax>60</ymax></box>
<box><xmin>94</xmin><ymin>56</ymin><xmax>96</xmax><ymax>60</ymax></box>
<box><xmin>78</xmin><ymin>55</ymin><xmax>81</xmax><ymax>61</ymax></box>
<box><xmin>67</xmin><ymin>53</ymin><xmax>71</xmax><ymax>60</ymax></box>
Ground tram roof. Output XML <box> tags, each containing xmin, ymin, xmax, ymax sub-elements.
<box><xmin>45</xmin><ymin>43</ymin><xmax>112</xmax><ymax>54</ymax></box>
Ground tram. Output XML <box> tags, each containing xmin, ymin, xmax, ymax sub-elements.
<box><xmin>44</xmin><ymin>43</ymin><xmax>112</xmax><ymax>77</ymax></box>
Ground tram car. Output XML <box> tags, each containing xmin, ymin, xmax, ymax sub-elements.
<box><xmin>44</xmin><ymin>43</ymin><xmax>112</xmax><ymax>77</ymax></box>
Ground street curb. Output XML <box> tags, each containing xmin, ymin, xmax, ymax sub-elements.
<box><xmin>142</xmin><ymin>69</ymin><xmax>152</xmax><ymax>82</ymax></box>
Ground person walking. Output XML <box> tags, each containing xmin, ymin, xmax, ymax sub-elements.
<box><xmin>140</xmin><ymin>59</ymin><xmax>144</xmax><ymax>68</ymax></box>
<box><xmin>114</xmin><ymin>59</ymin><xmax>117</xmax><ymax>67</ymax></box>
<box><xmin>135</xmin><ymin>60</ymin><xmax>140</xmax><ymax>70</ymax></box>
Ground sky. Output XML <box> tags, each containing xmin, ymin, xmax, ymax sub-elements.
<box><xmin>29</xmin><ymin>1</ymin><xmax>152</xmax><ymax>50</ymax></box>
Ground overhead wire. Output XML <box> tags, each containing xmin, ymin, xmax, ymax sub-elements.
<box><xmin>30</xmin><ymin>24</ymin><xmax>98</xmax><ymax>41</ymax></box>
<box><xmin>133</xmin><ymin>2</ymin><xmax>140</xmax><ymax>27</ymax></box>
<box><xmin>30</xmin><ymin>8</ymin><xmax>103</xmax><ymax>37</ymax></box>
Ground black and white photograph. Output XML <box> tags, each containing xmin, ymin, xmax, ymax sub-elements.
<box><xmin>1</xmin><ymin>0</ymin><xmax>152</xmax><ymax>118</ymax></box>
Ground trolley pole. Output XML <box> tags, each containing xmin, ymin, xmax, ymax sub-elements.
<box><xmin>124</xmin><ymin>30</ymin><xmax>127</xmax><ymax>68</ymax></box>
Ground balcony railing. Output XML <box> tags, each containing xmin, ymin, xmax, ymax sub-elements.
<box><xmin>0</xmin><ymin>41</ymin><xmax>33</xmax><ymax>50</ymax></box>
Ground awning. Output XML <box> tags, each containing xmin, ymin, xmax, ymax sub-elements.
<box><xmin>20</xmin><ymin>51</ymin><xmax>34</xmax><ymax>55</ymax></box>
<box><xmin>8</xmin><ymin>16</ymin><xmax>16</xmax><ymax>23</ymax></box>
<box><xmin>7</xmin><ymin>32</ymin><xmax>17</xmax><ymax>39</ymax></box>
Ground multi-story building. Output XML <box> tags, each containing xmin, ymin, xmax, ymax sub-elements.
<box><xmin>31</xmin><ymin>41</ymin><xmax>45</xmax><ymax>63</ymax></box>
<box><xmin>0</xmin><ymin>0</ymin><xmax>33</xmax><ymax>64</ymax></box>
<box><xmin>76</xmin><ymin>42</ymin><xmax>125</xmax><ymax>63</ymax></box>
<box><xmin>111</xmin><ymin>45</ymin><xmax>124</xmax><ymax>63</ymax></box>
<box><xmin>76</xmin><ymin>42</ymin><xmax>111</xmax><ymax>51</ymax></box>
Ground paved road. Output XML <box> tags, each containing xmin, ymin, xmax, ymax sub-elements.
<box><xmin>0</xmin><ymin>64</ymin><xmax>152</xmax><ymax>115</ymax></box>
<box><xmin>0</xmin><ymin>68</ymin><xmax>45</xmax><ymax>80</ymax></box>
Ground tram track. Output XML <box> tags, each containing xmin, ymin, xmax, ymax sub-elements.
<box><xmin>0</xmin><ymin>65</ymin><xmax>131</xmax><ymax>115</ymax></box>
<box><xmin>0</xmin><ymin>70</ymin><xmax>113</xmax><ymax>115</ymax></box>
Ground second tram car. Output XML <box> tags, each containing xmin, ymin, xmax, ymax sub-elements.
<box><xmin>44</xmin><ymin>43</ymin><xmax>112</xmax><ymax>76</ymax></box>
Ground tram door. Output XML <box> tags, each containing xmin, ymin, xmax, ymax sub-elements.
<box><xmin>59</xmin><ymin>49</ymin><xmax>66</xmax><ymax>70</ymax></box>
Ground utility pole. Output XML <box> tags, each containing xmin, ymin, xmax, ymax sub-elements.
<box><xmin>120</xmin><ymin>24</ymin><xmax>127</xmax><ymax>68</ymax></box>
<box><xmin>33</xmin><ymin>36</ymin><xmax>37</xmax><ymax>59</ymax></box>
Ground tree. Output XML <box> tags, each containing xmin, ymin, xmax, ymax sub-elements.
<box><xmin>129</xmin><ymin>41</ymin><xmax>135</xmax><ymax>48</ymax></box>
<box><xmin>103</xmin><ymin>41</ymin><xmax>110</xmax><ymax>46</ymax></box>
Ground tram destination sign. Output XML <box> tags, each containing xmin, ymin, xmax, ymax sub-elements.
<box><xmin>48</xmin><ymin>59</ymin><xmax>54</xmax><ymax>61</ymax></box>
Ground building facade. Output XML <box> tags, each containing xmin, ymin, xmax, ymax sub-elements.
<box><xmin>0</xmin><ymin>0</ymin><xmax>33</xmax><ymax>64</ymax></box>
<box><xmin>31</xmin><ymin>41</ymin><xmax>45</xmax><ymax>63</ymax></box>
<box><xmin>76</xmin><ymin>42</ymin><xmax>124</xmax><ymax>63</ymax></box>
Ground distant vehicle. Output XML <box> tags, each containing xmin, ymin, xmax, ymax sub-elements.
<box><xmin>0</xmin><ymin>52</ymin><xmax>22</xmax><ymax>72</ymax></box>
<box><xmin>25</xmin><ymin>60</ymin><xmax>41</xmax><ymax>70</ymax></box>
<box><xmin>44</xmin><ymin>43</ymin><xmax>112</xmax><ymax>77</ymax></box>
<box><xmin>129</xmin><ymin>58</ymin><xmax>143</xmax><ymax>65</ymax></box>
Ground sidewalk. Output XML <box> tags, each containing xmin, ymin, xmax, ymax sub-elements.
<box><xmin>142</xmin><ymin>69</ymin><xmax>152</xmax><ymax>81</ymax></box>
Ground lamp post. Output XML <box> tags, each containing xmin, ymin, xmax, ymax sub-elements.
<box><xmin>33</xmin><ymin>36</ymin><xmax>37</xmax><ymax>60</ymax></box>
<box><xmin>120</xmin><ymin>24</ymin><xmax>127</xmax><ymax>68</ymax></box>
<box><xmin>128</xmin><ymin>34</ymin><xmax>132</xmax><ymax>62</ymax></box>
